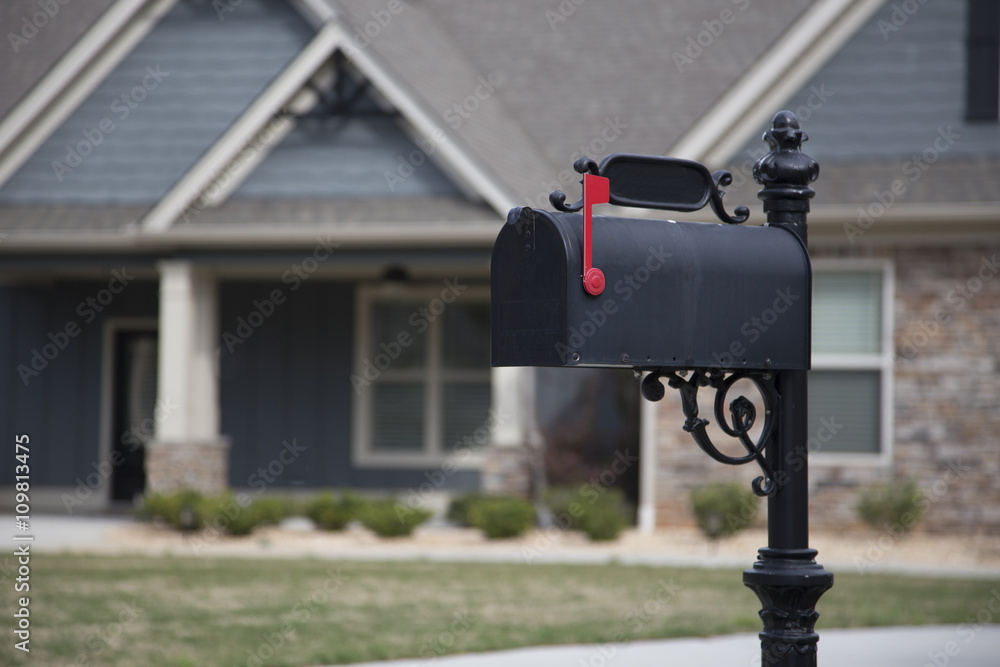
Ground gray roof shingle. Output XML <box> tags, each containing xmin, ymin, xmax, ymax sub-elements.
<box><xmin>0</xmin><ymin>0</ymin><xmax>118</xmax><ymax>121</ymax></box>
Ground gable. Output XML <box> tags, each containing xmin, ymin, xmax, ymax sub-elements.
<box><xmin>0</xmin><ymin>0</ymin><xmax>314</xmax><ymax>206</ymax></box>
<box><xmin>227</xmin><ymin>59</ymin><xmax>464</xmax><ymax>200</ymax></box>
<box><xmin>718</xmin><ymin>0</ymin><xmax>1000</xmax><ymax>208</ymax></box>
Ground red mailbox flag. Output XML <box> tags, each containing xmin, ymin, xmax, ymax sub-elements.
<box><xmin>582</xmin><ymin>173</ymin><xmax>610</xmax><ymax>295</ymax></box>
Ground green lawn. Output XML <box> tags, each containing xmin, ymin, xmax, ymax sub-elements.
<box><xmin>3</xmin><ymin>555</ymin><xmax>997</xmax><ymax>666</ymax></box>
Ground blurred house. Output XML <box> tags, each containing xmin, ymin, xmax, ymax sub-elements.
<box><xmin>0</xmin><ymin>0</ymin><xmax>996</xmax><ymax>534</ymax></box>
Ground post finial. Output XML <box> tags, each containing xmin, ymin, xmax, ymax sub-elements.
<box><xmin>753</xmin><ymin>111</ymin><xmax>819</xmax><ymax>231</ymax></box>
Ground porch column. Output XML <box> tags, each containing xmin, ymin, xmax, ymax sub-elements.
<box><xmin>482</xmin><ymin>366</ymin><xmax>539</xmax><ymax>497</ymax></box>
<box><xmin>637</xmin><ymin>386</ymin><xmax>658</xmax><ymax>533</ymax></box>
<box><xmin>146</xmin><ymin>260</ymin><xmax>229</xmax><ymax>494</ymax></box>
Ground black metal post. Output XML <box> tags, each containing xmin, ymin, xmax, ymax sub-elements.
<box><xmin>742</xmin><ymin>111</ymin><xmax>833</xmax><ymax>667</ymax></box>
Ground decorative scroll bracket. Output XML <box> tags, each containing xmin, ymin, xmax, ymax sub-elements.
<box><xmin>641</xmin><ymin>368</ymin><xmax>779</xmax><ymax>497</ymax></box>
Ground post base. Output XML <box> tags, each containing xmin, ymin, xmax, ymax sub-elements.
<box><xmin>743</xmin><ymin>548</ymin><xmax>834</xmax><ymax>667</ymax></box>
<box><xmin>145</xmin><ymin>437</ymin><xmax>231</xmax><ymax>495</ymax></box>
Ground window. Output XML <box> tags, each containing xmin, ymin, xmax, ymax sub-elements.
<box><xmin>966</xmin><ymin>0</ymin><xmax>1000</xmax><ymax>122</ymax></box>
<box><xmin>352</xmin><ymin>284</ymin><xmax>491</xmax><ymax>466</ymax></box>
<box><xmin>808</xmin><ymin>262</ymin><xmax>893</xmax><ymax>460</ymax></box>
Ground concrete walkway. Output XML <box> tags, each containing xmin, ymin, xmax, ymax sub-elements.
<box><xmin>335</xmin><ymin>626</ymin><xmax>1000</xmax><ymax>667</ymax></box>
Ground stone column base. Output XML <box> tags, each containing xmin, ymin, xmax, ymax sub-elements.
<box><xmin>145</xmin><ymin>437</ymin><xmax>231</xmax><ymax>495</ymax></box>
<box><xmin>481</xmin><ymin>445</ymin><xmax>533</xmax><ymax>498</ymax></box>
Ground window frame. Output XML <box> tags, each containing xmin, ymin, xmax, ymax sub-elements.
<box><xmin>809</xmin><ymin>258</ymin><xmax>894</xmax><ymax>467</ymax></box>
<box><xmin>351</xmin><ymin>283</ymin><xmax>490</xmax><ymax>468</ymax></box>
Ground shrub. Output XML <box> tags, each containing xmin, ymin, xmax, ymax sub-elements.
<box><xmin>196</xmin><ymin>493</ymin><xmax>255</xmax><ymax>536</ymax></box>
<box><xmin>690</xmin><ymin>482</ymin><xmax>759</xmax><ymax>539</ymax></box>
<box><xmin>360</xmin><ymin>500</ymin><xmax>431</xmax><ymax>537</ymax></box>
<box><xmin>446</xmin><ymin>493</ymin><xmax>490</xmax><ymax>526</ymax></box>
<box><xmin>855</xmin><ymin>479</ymin><xmax>926</xmax><ymax>532</ymax></box>
<box><xmin>250</xmin><ymin>496</ymin><xmax>291</xmax><ymax>526</ymax></box>
<box><xmin>577</xmin><ymin>490</ymin><xmax>628</xmax><ymax>541</ymax></box>
<box><xmin>467</xmin><ymin>496</ymin><xmax>535</xmax><ymax>539</ymax></box>
<box><xmin>542</xmin><ymin>487</ymin><xmax>579</xmax><ymax>521</ymax></box>
<box><xmin>142</xmin><ymin>491</ymin><xmax>296</xmax><ymax>536</ymax></box>
<box><xmin>141</xmin><ymin>489</ymin><xmax>205</xmax><ymax>531</ymax></box>
<box><xmin>544</xmin><ymin>487</ymin><xmax>630</xmax><ymax>541</ymax></box>
<box><xmin>305</xmin><ymin>492</ymin><xmax>360</xmax><ymax>531</ymax></box>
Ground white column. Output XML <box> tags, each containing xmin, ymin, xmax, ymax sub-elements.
<box><xmin>156</xmin><ymin>261</ymin><xmax>219</xmax><ymax>440</ymax></box>
<box><xmin>484</xmin><ymin>366</ymin><xmax>539</xmax><ymax>496</ymax></box>
<box><xmin>638</xmin><ymin>376</ymin><xmax>658</xmax><ymax>533</ymax></box>
<box><xmin>490</xmin><ymin>367</ymin><xmax>543</xmax><ymax>447</ymax></box>
<box><xmin>148</xmin><ymin>261</ymin><xmax>226</xmax><ymax>493</ymax></box>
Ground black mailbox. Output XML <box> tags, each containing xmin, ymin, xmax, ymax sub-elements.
<box><xmin>491</xmin><ymin>154</ymin><xmax>811</xmax><ymax>372</ymax></box>
<box><xmin>491</xmin><ymin>117</ymin><xmax>836</xmax><ymax>667</ymax></box>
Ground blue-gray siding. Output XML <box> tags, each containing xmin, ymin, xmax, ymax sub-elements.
<box><xmin>731</xmin><ymin>0</ymin><xmax>999</xmax><ymax>164</ymax></box>
<box><xmin>0</xmin><ymin>280</ymin><xmax>159</xmax><ymax>486</ymax></box>
<box><xmin>0</xmin><ymin>0</ymin><xmax>314</xmax><ymax>205</ymax></box>
<box><xmin>233</xmin><ymin>116</ymin><xmax>463</xmax><ymax>199</ymax></box>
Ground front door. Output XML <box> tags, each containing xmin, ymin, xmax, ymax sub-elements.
<box><xmin>110</xmin><ymin>329</ymin><xmax>158</xmax><ymax>503</ymax></box>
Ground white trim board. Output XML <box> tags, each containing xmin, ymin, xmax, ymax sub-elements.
<box><xmin>668</xmin><ymin>0</ymin><xmax>886</xmax><ymax>166</ymax></box>
<box><xmin>141</xmin><ymin>17</ymin><xmax>519</xmax><ymax>234</ymax></box>
<box><xmin>141</xmin><ymin>22</ymin><xmax>343</xmax><ymax>233</ymax></box>
<box><xmin>809</xmin><ymin>257</ymin><xmax>895</xmax><ymax>468</ymax></box>
<box><xmin>0</xmin><ymin>0</ymin><xmax>178</xmax><ymax>187</ymax></box>
<box><xmin>351</xmin><ymin>283</ymin><xmax>490</xmax><ymax>469</ymax></box>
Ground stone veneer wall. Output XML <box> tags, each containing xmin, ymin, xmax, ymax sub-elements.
<box><xmin>145</xmin><ymin>438</ymin><xmax>231</xmax><ymax>495</ymax></box>
<box><xmin>481</xmin><ymin>445</ymin><xmax>533</xmax><ymax>498</ymax></box>
<box><xmin>654</xmin><ymin>244</ymin><xmax>1000</xmax><ymax>535</ymax></box>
